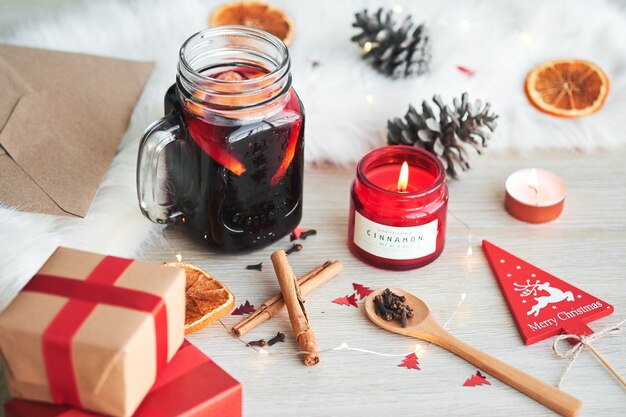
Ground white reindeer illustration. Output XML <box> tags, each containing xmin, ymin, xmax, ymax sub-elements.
<box><xmin>527</xmin><ymin>281</ymin><xmax>574</xmax><ymax>317</ymax></box>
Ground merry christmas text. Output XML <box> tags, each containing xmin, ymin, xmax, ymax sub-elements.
<box><xmin>527</xmin><ymin>301</ymin><xmax>603</xmax><ymax>332</ymax></box>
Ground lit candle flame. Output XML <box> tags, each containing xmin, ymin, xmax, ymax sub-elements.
<box><xmin>528</xmin><ymin>168</ymin><xmax>539</xmax><ymax>194</ymax></box>
<box><xmin>397</xmin><ymin>161</ymin><xmax>409</xmax><ymax>192</ymax></box>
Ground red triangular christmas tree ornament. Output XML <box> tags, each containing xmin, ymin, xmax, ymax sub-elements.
<box><xmin>482</xmin><ymin>240</ymin><xmax>614</xmax><ymax>345</ymax></box>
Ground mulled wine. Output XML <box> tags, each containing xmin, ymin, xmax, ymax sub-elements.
<box><xmin>138</xmin><ymin>27</ymin><xmax>305</xmax><ymax>252</ymax></box>
<box><xmin>164</xmin><ymin>68</ymin><xmax>304</xmax><ymax>250</ymax></box>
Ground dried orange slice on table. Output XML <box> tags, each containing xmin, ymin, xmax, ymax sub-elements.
<box><xmin>210</xmin><ymin>1</ymin><xmax>294</xmax><ymax>45</ymax></box>
<box><xmin>166</xmin><ymin>262</ymin><xmax>235</xmax><ymax>334</ymax></box>
<box><xmin>525</xmin><ymin>59</ymin><xmax>609</xmax><ymax>118</ymax></box>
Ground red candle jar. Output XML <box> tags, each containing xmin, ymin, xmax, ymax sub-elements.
<box><xmin>348</xmin><ymin>146</ymin><xmax>448</xmax><ymax>270</ymax></box>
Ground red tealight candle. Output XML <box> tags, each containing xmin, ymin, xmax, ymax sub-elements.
<box><xmin>348</xmin><ymin>146</ymin><xmax>449</xmax><ymax>270</ymax></box>
<box><xmin>504</xmin><ymin>168</ymin><xmax>566</xmax><ymax>223</ymax></box>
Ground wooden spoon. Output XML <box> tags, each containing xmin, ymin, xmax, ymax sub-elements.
<box><xmin>365</xmin><ymin>288</ymin><xmax>582</xmax><ymax>417</ymax></box>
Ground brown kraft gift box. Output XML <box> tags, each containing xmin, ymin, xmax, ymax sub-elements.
<box><xmin>0</xmin><ymin>247</ymin><xmax>186</xmax><ymax>417</ymax></box>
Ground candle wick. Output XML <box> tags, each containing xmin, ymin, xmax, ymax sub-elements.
<box><xmin>528</xmin><ymin>184</ymin><xmax>539</xmax><ymax>206</ymax></box>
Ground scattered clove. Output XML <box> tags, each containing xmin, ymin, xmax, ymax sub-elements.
<box><xmin>246</xmin><ymin>262</ymin><xmax>263</xmax><ymax>271</ymax></box>
<box><xmin>375</xmin><ymin>288</ymin><xmax>414</xmax><ymax>328</ymax></box>
<box><xmin>285</xmin><ymin>243</ymin><xmax>303</xmax><ymax>255</ymax></box>
<box><xmin>290</xmin><ymin>228</ymin><xmax>317</xmax><ymax>241</ymax></box>
<box><xmin>246</xmin><ymin>339</ymin><xmax>267</xmax><ymax>347</ymax></box>
<box><xmin>299</xmin><ymin>229</ymin><xmax>317</xmax><ymax>240</ymax></box>
<box><xmin>267</xmin><ymin>331</ymin><xmax>286</xmax><ymax>346</ymax></box>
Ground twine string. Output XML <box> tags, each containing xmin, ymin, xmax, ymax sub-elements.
<box><xmin>552</xmin><ymin>318</ymin><xmax>625</xmax><ymax>387</ymax></box>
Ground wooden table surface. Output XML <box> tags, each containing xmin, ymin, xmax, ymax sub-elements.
<box><xmin>146</xmin><ymin>149</ymin><xmax>626</xmax><ymax>416</ymax></box>
<box><xmin>1</xmin><ymin>149</ymin><xmax>625</xmax><ymax>416</ymax></box>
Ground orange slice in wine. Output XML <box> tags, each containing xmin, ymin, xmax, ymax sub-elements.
<box><xmin>270</xmin><ymin>117</ymin><xmax>301</xmax><ymax>185</ymax></box>
<box><xmin>525</xmin><ymin>59</ymin><xmax>609</xmax><ymax>118</ymax></box>
<box><xmin>210</xmin><ymin>1</ymin><xmax>294</xmax><ymax>46</ymax></box>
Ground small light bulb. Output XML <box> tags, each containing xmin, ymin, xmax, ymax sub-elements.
<box><xmin>392</xmin><ymin>5</ymin><xmax>403</xmax><ymax>13</ymax></box>
<box><xmin>466</xmin><ymin>246</ymin><xmax>473</xmax><ymax>257</ymax></box>
<box><xmin>414</xmin><ymin>343</ymin><xmax>424</xmax><ymax>353</ymax></box>
<box><xmin>337</xmin><ymin>342</ymin><xmax>349</xmax><ymax>350</ymax></box>
<box><xmin>519</xmin><ymin>31</ymin><xmax>532</xmax><ymax>45</ymax></box>
<box><xmin>366</xmin><ymin>95</ymin><xmax>374</xmax><ymax>105</ymax></box>
<box><xmin>461</xmin><ymin>292</ymin><xmax>467</xmax><ymax>301</ymax></box>
<box><xmin>175</xmin><ymin>254</ymin><xmax>182</xmax><ymax>262</ymax></box>
<box><xmin>258</xmin><ymin>348</ymin><xmax>269</xmax><ymax>355</ymax></box>
<box><xmin>363</xmin><ymin>41</ymin><xmax>373</xmax><ymax>53</ymax></box>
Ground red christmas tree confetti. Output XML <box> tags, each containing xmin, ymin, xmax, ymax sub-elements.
<box><xmin>352</xmin><ymin>283</ymin><xmax>374</xmax><ymax>300</ymax></box>
<box><xmin>456</xmin><ymin>65</ymin><xmax>476</xmax><ymax>76</ymax></box>
<box><xmin>463</xmin><ymin>370</ymin><xmax>490</xmax><ymax>387</ymax></box>
<box><xmin>482</xmin><ymin>240</ymin><xmax>614</xmax><ymax>345</ymax></box>
<box><xmin>332</xmin><ymin>293</ymin><xmax>358</xmax><ymax>308</ymax></box>
<box><xmin>398</xmin><ymin>353</ymin><xmax>420</xmax><ymax>370</ymax></box>
<box><xmin>290</xmin><ymin>227</ymin><xmax>306</xmax><ymax>240</ymax></box>
<box><xmin>231</xmin><ymin>300</ymin><xmax>255</xmax><ymax>315</ymax></box>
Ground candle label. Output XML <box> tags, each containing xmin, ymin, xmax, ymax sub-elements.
<box><xmin>353</xmin><ymin>212</ymin><xmax>438</xmax><ymax>260</ymax></box>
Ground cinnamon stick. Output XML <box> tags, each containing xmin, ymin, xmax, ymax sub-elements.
<box><xmin>271</xmin><ymin>250</ymin><xmax>320</xmax><ymax>366</ymax></box>
<box><xmin>232</xmin><ymin>260</ymin><xmax>342</xmax><ymax>336</ymax></box>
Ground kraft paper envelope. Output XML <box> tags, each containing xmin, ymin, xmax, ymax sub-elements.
<box><xmin>0</xmin><ymin>44</ymin><xmax>153</xmax><ymax>217</ymax></box>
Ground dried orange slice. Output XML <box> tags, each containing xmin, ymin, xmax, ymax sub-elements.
<box><xmin>525</xmin><ymin>59</ymin><xmax>609</xmax><ymax>118</ymax></box>
<box><xmin>210</xmin><ymin>1</ymin><xmax>294</xmax><ymax>46</ymax></box>
<box><xmin>166</xmin><ymin>262</ymin><xmax>235</xmax><ymax>335</ymax></box>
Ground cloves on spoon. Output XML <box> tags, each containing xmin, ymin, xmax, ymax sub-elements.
<box><xmin>364</xmin><ymin>288</ymin><xmax>582</xmax><ymax>417</ymax></box>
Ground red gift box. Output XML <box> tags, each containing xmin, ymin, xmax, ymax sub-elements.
<box><xmin>3</xmin><ymin>341</ymin><xmax>242</xmax><ymax>417</ymax></box>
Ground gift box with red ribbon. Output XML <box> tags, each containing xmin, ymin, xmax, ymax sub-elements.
<box><xmin>3</xmin><ymin>341</ymin><xmax>243</xmax><ymax>417</ymax></box>
<box><xmin>0</xmin><ymin>247</ymin><xmax>186</xmax><ymax>417</ymax></box>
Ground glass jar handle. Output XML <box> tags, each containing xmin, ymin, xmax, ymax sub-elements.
<box><xmin>137</xmin><ymin>114</ymin><xmax>183</xmax><ymax>224</ymax></box>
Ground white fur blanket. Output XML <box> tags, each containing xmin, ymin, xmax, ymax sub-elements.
<box><xmin>1</xmin><ymin>0</ymin><xmax>626</xmax><ymax>310</ymax></box>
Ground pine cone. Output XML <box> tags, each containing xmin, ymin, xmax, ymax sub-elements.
<box><xmin>352</xmin><ymin>8</ymin><xmax>430</xmax><ymax>78</ymax></box>
<box><xmin>388</xmin><ymin>93</ymin><xmax>498</xmax><ymax>178</ymax></box>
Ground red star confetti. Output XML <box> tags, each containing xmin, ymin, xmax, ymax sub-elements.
<box><xmin>352</xmin><ymin>283</ymin><xmax>374</xmax><ymax>300</ymax></box>
<box><xmin>332</xmin><ymin>293</ymin><xmax>358</xmax><ymax>308</ymax></box>
<box><xmin>231</xmin><ymin>300</ymin><xmax>255</xmax><ymax>315</ymax></box>
<box><xmin>398</xmin><ymin>353</ymin><xmax>420</xmax><ymax>370</ymax></box>
<box><xmin>463</xmin><ymin>370</ymin><xmax>491</xmax><ymax>387</ymax></box>
<box><xmin>456</xmin><ymin>65</ymin><xmax>476</xmax><ymax>76</ymax></box>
